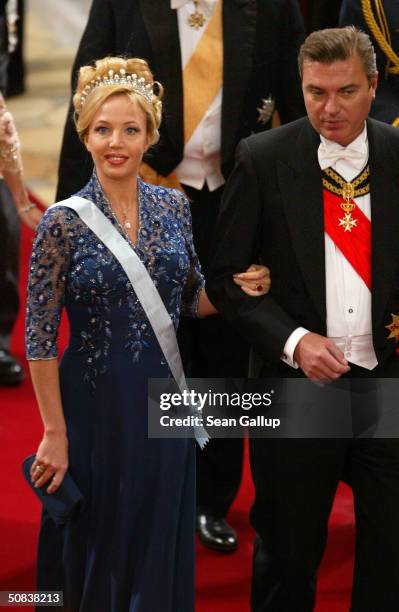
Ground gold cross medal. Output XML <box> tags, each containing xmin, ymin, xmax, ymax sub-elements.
<box><xmin>338</xmin><ymin>182</ymin><xmax>357</xmax><ymax>232</ymax></box>
<box><xmin>188</xmin><ymin>1</ymin><xmax>206</xmax><ymax>29</ymax></box>
<box><xmin>386</xmin><ymin>314</ymin><xmax>399</xmax><ymax>343</ymax></box>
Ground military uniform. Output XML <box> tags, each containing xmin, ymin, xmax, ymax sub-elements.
<box><xmin>340</xmin><ymin>0</ymin><xmax>399</xmax><ymax>125</ymax></box>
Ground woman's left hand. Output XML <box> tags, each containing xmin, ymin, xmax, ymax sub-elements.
<box><xmin>233</xmin><ymin>264</ymin><xmax>271</xmax><ymax>296</ymax></box>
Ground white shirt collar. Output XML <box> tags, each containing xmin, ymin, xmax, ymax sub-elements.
<box><xmin>318</xmin><ymin>123</ymin><xmax>368</xmax><ymax>172</ymax></box>
<box><xmin>171</xmin><ymin>0</ymin><xmax>187</xmax><ymax>8</ymax></box>
<box><xmin>319</xmin><ymin>123</ymin><xmax>368</xmax><ymax>154</ymax></box>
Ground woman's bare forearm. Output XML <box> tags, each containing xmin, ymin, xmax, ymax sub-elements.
<box><xmin>2</xmin><ymin>169</ymin><xmax>29</xmax><ymax>208</ymax></box>
<box><xmin>28</xmin><ymin>359</ymin><xmax>69</xmax><ymax>493</ymax></box>
<box><xmin>28</xmin><ymin>359</ymin><xmax>67</xmax><ymax>435</ymax></box>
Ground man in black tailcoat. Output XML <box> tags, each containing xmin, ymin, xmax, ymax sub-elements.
<box><xmin>56</xmin><ymin>0</ymin><xmax>305</xmax><ymax>552</ymax></box>
<box><xmin>207</xmin><ymin>26</ymin><xmax>399</xmax><ymax>610</ymax></box>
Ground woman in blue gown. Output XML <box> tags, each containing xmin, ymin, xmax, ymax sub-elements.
<box><xmin>25</xmin><ymin>56</ymin><xmax>269</xmax><ymax>612</ymax></box>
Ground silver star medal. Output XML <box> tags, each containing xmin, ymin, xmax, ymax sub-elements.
<box><xmin>257</xmin><ymin>95</ymin><xmax>275</xmax><ymax>125</ymax></box>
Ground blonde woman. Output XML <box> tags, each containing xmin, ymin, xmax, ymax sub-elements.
<box><xmin>25</xmin><ymin>57</ymin><xmax>270</xmax><ymax>611</ymax></box>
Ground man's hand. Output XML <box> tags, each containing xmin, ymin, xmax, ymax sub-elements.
<box><xmin>294</xmin><ymin>332</ymin><xmax>351</xmax><ymax>383</ymax></box>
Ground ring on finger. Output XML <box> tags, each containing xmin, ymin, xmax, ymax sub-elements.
<box><xmin>35</xmin><ymin>465</ymin><xmax>45</xmax><ymax>474</ymax></box>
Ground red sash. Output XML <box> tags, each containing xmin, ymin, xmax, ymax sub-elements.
<box><xmin>323</xmin><ymin>188</ymin><xmax>371</xmax><ymax>290</ymax></box>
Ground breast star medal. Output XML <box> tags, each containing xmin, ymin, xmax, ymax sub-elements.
<box><xmin>188</xmin><ymin>0</ymin><xmax>206</xmax><ymax>29</ymax></box>
<box><xmin>257</xmin><ymin>96</ymin><xmax>275</xmax><ymax>125</ymax></box>
<box><xmin>386</xmin><ymin>314</ymin><xmax>399</xmax><ymax>343</ymax></box>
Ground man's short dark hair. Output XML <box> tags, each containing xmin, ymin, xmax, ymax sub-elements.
<box><xmin>298</xmin><ymin>26</ymin><xmax>377</xmax><ymax>83</ymax></box>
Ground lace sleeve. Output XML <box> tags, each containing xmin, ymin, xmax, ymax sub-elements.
<box><xmin>25</xmin><ymin>207</ymin><xmax>71</xmax><ymax>360</ymax></box>
<box><xmin>174</xmin><ymin>190</ymin><xmax>205</xmax><ymax>318</ymax></box>
<box><xmin>0</xmin><ymin>93</ymin><xmax>23</xmax><ymax>174</ymax></box>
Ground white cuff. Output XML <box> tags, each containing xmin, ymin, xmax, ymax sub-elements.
<box><xmin>281</xmin><ymin>327</ymin><xmax>309</xmax><ymax>369</ymax></box>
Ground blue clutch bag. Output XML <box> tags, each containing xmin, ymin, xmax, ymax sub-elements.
<box><xmin>22</xmin><ymin>454</ymin><xmax>84</xmax><ymax>525</ymax></box>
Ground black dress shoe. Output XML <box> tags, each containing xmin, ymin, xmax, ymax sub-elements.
<box><xmin>196</xmin><ymin>514</ymin><xmax>238</xmax><ymax>552</ymax></box>
<box><xmin>0</xmin><ymin>349</ymin><xmax>25</xmax><ymax>386</ymax></box>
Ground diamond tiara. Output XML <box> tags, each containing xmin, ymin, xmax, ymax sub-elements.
<box><xmin>79</xmin><ymin>69</ymin><xmax>154</xmax><ymax>108</ymax></box>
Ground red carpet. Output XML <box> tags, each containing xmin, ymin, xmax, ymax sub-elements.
<box><xmin>0</xmin><ymin>218</ymin><xmax>354</xmax><ymax>611</ymax></box>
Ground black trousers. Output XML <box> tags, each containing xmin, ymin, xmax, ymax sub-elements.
<box><xmin>0</xmin><ymin>179</ymin><xmax>20</xmax><ymax>349</ymax></box>
<box><xmin>6</xmin><ymin>0</ymin><xmax>25</xmax><ymax>97</ymax></box>
<box><xmin>250</xmin><ymin>360</ymin><xmax>399</xmax><ymax>611</ymax></box>
<box><xmin>178</xmin><ymin>183</ymin><xmax>249</xmax><ymax>517</ymax></box>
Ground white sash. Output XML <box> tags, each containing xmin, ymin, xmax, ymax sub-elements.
<box><xmin>50</xmin><ymin>196</ymin><xmax>208</xmax><ymax>448</ymax></box>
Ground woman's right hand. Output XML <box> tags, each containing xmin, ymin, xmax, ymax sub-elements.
<box><xmin>30</xmin><ymin>431</ymin><xmax>68</xmax><ymax>494</ymax></box>
<box><xmin>233</xmin><ymin>264</ymin><xmax>271</xmax><ymax>296</ymax></box>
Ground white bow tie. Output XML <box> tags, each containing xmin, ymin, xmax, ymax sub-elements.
<box><xmin>171</xmin><ymin>0</ymin><xmax>188</xmax><ymax>8</ymax></box>
<box><xmin>318</xmin><ymin>140</ymin><xmax>368</xmax><ymax>172</ymax></box>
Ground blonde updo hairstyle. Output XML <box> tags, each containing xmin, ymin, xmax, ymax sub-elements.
<box><xmin>73</xmin><ymin>56</ymin><xmax>163</xmax><ymax>146</ymax></box>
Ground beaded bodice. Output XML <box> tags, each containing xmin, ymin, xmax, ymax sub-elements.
<box><xmin>26</xmin><ymin>172</ymin><xmax>204</xmax><ymax>388</ymax></box>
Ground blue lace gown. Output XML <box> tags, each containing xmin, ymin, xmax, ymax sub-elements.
<box><xmin>25</xmin><ymin>172</ymin><xmax>204</xmax><ymax>612</ymax></box>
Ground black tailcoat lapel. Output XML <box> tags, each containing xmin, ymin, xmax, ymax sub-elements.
<box><xmin>367</xmin><ymin>118</ymin><xmax>399</xmax><ymax>330</ymax></box>
<box><xmin>139</xmin><ymin>0</ymin><xmax>183</xmax><ymax>155</ymax></box>
<box><xmin>141</xmin><ymin>0</ymin><xmax>258</xmax><ymax>167</ymax></box>
<box><xmin>277</xmin><ymin>120</ymin><xmax>327</xmax><ymax>328</ymax></box>
<box><xmin>221</xmin><ymin>0</ymin><xmax>257</xmax><ymax>166</ymax></box>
